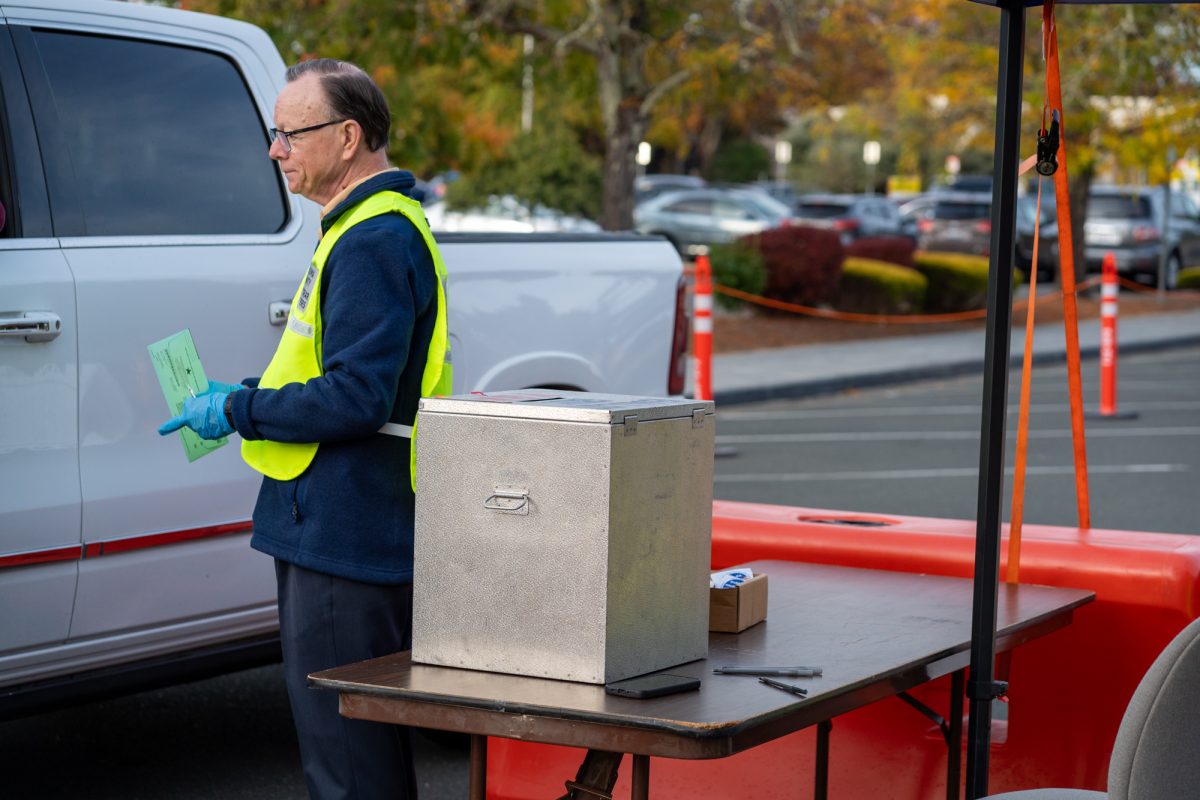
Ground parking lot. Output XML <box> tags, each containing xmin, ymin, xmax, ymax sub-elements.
<box><xmin>714</xmin><ymin>346</ymin><xmax>1200</xmax><ymax>535</ymax></box>
<box><xmin>2</xmin><ymin>346</ymin><xmax>1196</xmax><ymax>799</ymax></box>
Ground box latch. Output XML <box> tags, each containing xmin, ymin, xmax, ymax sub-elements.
<box><xmin>692</xmin><ymin>408</ymin><xmax>706</xmax><ymax>428</ymax></box>
<box><xmin>623</xmin><ymin>414</ymin><xmax>638</xmax><ymax>436</ymax></box>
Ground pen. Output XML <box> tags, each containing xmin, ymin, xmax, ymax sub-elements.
<box><xmin>758</xmin><ymin>677</ymin><xmax>808</xmax><ymax>696</ymax></box>
<box><xmin>188</xmin><ymin>386</ymin><xmax>196</xmax><ymax>398</ymax></box>
<box><xmin>712</xmin><ymin>666</ymin><xmax>822</xmax><ymax>677</ymax></box>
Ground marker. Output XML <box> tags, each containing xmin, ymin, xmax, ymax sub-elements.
<box><xmin>713</xmin><ymin>666</ymin><xmax>822</xmax><ymax>678</ymax></box>
<box><xmin>758</xmin><ymin>676</ymin><xmax>808</xmax><ymax>697</ymax></box>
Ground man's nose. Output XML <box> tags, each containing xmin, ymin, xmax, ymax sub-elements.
<box><xmin>268</xmin><ymin>136</ymin><xmax>287</xmax><ymax>159</ymax></box>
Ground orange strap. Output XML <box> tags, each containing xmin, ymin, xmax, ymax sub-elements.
<box><xmin>1006</xmin><ymin>176</ymin><xmax>1043</xmax><ymax>583</ymax></box>
<box><xmin>1044</xmin><ymin>0</ymin><xmax>1091</xmax><ymax>532</ymax></box>
<box><xmin>1007</xmin><ymin>0</ymin><xmax>1092</xmax><ymax>583</ymax></box>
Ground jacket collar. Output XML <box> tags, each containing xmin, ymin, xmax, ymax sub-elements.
<box><xmin>321</xmin><ymin>169</ymin><xmax>418</xmax><ymax>234</ymax></box>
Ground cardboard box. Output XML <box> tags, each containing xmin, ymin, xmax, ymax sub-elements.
<box><xmin>709</xmin><ymin>572</ymin><xmax>768</xmax><ymax>633</ymax></box>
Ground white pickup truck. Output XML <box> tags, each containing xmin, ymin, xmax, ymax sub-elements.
<box><xmin>0</xmin><ymin>0</ymin><xmax>685</xmax><ymax>715</ymax></box>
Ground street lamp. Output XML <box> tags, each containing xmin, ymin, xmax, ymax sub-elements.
<box><xmin>636</xmin><ymin>141</ymin><xmax>652</xmax><ymax>177</ymax></box>
<box><xmin>863</xmin><ymin>140</ymin><xmax>881</xmax><ymax>195</ymax></box>
<box><xmin>774</xmin><ymin>140</ymin><xmax>792</xmax><ymax>184</ymax></box>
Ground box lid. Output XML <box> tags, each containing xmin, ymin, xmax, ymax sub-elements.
<box><xmin>419</xmin><ymin>389</ymin><xmax>713</xmax><ymax>424</ymax></box>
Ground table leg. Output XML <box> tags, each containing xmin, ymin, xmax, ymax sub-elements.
<box><xmin>631</xmin><ymin>754</ymin><xmax>650</xmax><ymax>800</ymax></box>
<box><xmin>947</xmin><ymin>670</ymin><xmax>965</xmax><ymax>800</ymax></box>
<box><xmin>815</xmin><ymin>719</ymin><xmax>832</xmax><ymax>800</ymax></box>
<box><xmin>469</xmin><ymin>734</ymin><xmax>487</xmax><ymax>800</ymax></box>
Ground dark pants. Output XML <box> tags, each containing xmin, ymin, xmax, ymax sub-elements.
<box><xmin>276</xmin><ymin>559</ymin><xmax>418</xmax><ymax>800</ymax></box>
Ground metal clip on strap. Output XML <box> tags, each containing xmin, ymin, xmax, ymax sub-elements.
<box><xmin>1035</xmin><ymin>109</ymin><xmax>1060</xmax><ymax>176</ymax></box>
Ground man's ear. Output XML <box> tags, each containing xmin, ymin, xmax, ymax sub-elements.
<box><xmin>340</xmin><ymin>120</ymin><xmax>363</xmax><ymax>160</ymax></box>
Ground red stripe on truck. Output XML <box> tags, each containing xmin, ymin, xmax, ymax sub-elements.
<box><xmin>0</xmin><ymin>545</ymin><xmax>82</xmax><ymax>569</ymax></box>
<box><xmin>0</xmin><ymin>521</ymin><xmax>252</xmax><ymax>569</ymax></box>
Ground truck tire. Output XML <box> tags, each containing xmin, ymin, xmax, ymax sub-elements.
<box><xmin>1166</xmin><ymin>252</ymin><xmax>1181</xmax><ymax>291</ymax></box>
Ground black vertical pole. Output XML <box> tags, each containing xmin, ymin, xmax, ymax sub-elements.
<box><xmin>966</xmin><ymin>1</ymin><xmax>1025</xmax><ymax>798</ymax></box>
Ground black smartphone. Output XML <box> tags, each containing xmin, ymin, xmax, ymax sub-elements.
<box><xmin>604</xmin><ymin>673</ymin><xmax>701</xmax><ymax>699</ymax></box>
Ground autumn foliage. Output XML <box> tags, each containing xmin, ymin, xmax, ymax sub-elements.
<box><xmin>740</xmin><ymin>226</ymin><xmax>844</xmax><ymax>308</ymax></box>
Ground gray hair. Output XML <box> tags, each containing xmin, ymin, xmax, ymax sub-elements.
<box><xmin>286</xmin><ymin>59</ymin><xmax>391</xmax><ymax>153</ymax></box>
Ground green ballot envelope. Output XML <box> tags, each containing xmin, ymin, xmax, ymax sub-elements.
<box><xmin>148</xmin><ymin>329</ymin><xmax>227</xmax><ymax>462</ymax></box>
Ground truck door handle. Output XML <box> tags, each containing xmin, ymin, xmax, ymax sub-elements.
<box><xmin>268</xmin><ymin>301</ymin><xmax>290</xmax><ymax>326</ymax></box>
<box><xmin>0</xmin><ymin>311</ymin><xmax>62</xmax><ymax>342</ymax></box>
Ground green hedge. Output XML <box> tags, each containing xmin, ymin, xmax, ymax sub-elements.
<box><xmin>912</xmin><ymin>251</ymin><xmax>991</xmax><ymax>312</ymax></box>
<box><xmin>709</xmin><ymin>241</ymin><xmax>767</xmax><ymax>309</ymax></box>
<box><xmin>839</xmin><ymin>257</ymin><xmax>928</xmax><ymax>315</ymax></box>
<box><xmin>1179</xmin><ymin>266</ymin><xmax>1200</xmax><ymax>291</ymax></box>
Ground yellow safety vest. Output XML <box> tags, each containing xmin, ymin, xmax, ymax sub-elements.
<box><xmin>242</xmin><ymin>190</ymin><xmax>451</xmax><ymax>489</ymax></box>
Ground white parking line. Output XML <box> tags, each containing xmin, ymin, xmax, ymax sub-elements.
<box><xmin>718</xmin><ymin>400</ymin><xmax>1200</xmax><ymax>422</ymax></box>
<box><xmin>714</xmin><ymin>463</ymin><xmax>1189</xmax><ymax>483</ymax></box>
<box><xmin>714</xmin><ymin>427</ymin><xmax>1200</xmax><ymax>444</ymax></box>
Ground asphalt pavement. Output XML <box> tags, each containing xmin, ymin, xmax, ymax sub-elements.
<box><xmin>712</xmin><ymin>346</ymin><xmax>1200</xmax><ymax>535</ymax></box>
<box><xmin>707</xmin><ymin>307</ymin><xmax>1200</xmax><ymax>405</ymax></box>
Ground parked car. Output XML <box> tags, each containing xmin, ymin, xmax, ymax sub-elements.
<box><xmin>899</xmin><ymin>192</ymin><xmax>992</xmax><ymax>256</ymax></box>
<box><xmin>792</xmin><ymin>193</ymin><xmax>912</xmax><ymax>245</ymax></box>
<box><xmin>746</xmin><ymin>180</ymin><xmax>804</xmax><ymax>209</ymax></box>
<box><xmin>933</xmin><ymin>174</ymin><xmax>993</xmax><ymax>194</ymax></box>
<box><xmin>634</xmin><ymin>173</ymin><xmax>706</xmax><ymax>203</ymax></box>
<box><xmin>1085</xmin><ymin>185</ymin><xmax>1200</xmax><ymax>289</ymax></box>
<box><xmin>634</xmin><ymin>187</ymin><xmax>794</xmax><ymax>257</ymax></box>
<box><xmin>1015</xmin><ymin>192</ymin><xmax>1059</xmax><ymax>282</ymax></box>
<box><xmin>424</xmin><ymin>194</ymin><xmax>602</xmax><ymax>233</ymax></box>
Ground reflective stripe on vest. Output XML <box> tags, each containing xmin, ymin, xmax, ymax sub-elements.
<box><xmin>241</xmin><ymin>190</ymin><xmax>452</xmax><ymax>488</ymax></box>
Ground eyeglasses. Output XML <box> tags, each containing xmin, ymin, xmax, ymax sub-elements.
<box><xmin>269</xmin><ymin>119</ymin><xmax>345</xmax><ymax>153</ymax></box>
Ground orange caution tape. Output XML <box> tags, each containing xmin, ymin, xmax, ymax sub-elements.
<box><xmin>1116</xmin><ymin>275</ymin><xmax>1162</xmax><ymax>294</ymax></box>
<box><xmin>713</xmin><ymin>276</ymin><xmax>1100</xmax><ymax>325</ymax></box>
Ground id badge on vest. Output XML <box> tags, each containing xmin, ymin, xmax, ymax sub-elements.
<box><xmin>289</xmin><ymin>262</ymin><xmax>319</xmax><ymax>338</ymax></box>
<box><xmin>297</xmin><ymin>262</ymin><xmax>319</xmax><ymax>315</ymax></box>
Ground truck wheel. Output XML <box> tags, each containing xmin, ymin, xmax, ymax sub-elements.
<box><xmin>1165</xmin><ymin>252</ymin><xmax>1181</xmax><ymax>290</ymax></box>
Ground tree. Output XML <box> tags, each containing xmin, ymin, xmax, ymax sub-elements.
<box><xmin>448</xmin><ymin>117</ymin><xmax>603</xmax><ymax>218</ymax></box>
<box><xmin>185</xmin><ymin>0</ymin><xmax>529</xmax><ymax>180</ymax></box>
<box><xmin>1031</xmin><ymin>3</ymin><xmax>1200</xmax><ymax>283</ymax></box>
<box><xmin>462</xmin><ymin>1</ymin><xmax>889</xmax><ymax>230</ymax></box>
<box><xmin>807</xmin><ymin>0</ymin><xmax>1200</xmax><ymax>286</ymax></box>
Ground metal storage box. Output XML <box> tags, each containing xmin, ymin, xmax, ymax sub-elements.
<box><xmin>412</xmin><ymin>390</ymin><xmax>714</xmax><ymax>684</ymax></box>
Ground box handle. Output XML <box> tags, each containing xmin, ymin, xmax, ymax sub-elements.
<box><xmin>484</xmin><ymin>489</ymin><xmax>529</xmax><ymax>515</ymax></box>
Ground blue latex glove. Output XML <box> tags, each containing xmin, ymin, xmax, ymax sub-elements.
<box><xmin>158</xmin><ymin>392</ymin><xmax>233</xmax><ymax>440</ymax></box>
<box><xmin>201</xmin><ymin>380</ymin><xmax>243</xmax><ymax>396</ymax></box>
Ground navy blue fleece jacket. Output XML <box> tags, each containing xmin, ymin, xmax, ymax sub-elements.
<box><xmin>228</xmin><ymin>170</ymin><xmax>438</xmax><ymax>585</ymax></box>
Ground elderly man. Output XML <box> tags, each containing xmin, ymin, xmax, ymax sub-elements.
<box><xmin>160</xmin><ymin>59</ymin><xmax>449</xmax><ymax>798</ymax></box>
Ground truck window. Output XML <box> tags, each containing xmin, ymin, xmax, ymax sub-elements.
<box><xmin>0</xmin><ymin>114</ymin><xmax>10</xmax><ymax>237</ymax></box>
<box><xmin>31</xmin><ymin>30</ymin><xmax>286</xmax><ymax>236</ymax></box>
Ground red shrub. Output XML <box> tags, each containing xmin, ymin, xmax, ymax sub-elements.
<box><xmin>739</xmin><ymin>225</ymin><xmax>844</xmax><ymax>307</ymax></box>
<box><xmin>845</xmin><ymin>235</ymin><xmax>917</xmax><ymax>268</ymax></box>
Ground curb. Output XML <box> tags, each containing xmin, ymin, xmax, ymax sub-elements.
<box><xmin>711</xmin><ymin>333</ymin><xmax>1200</xmax><ymax>407</ymax></box>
